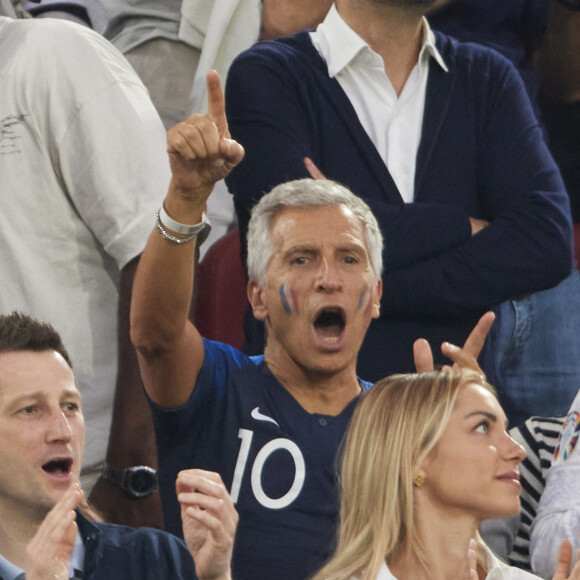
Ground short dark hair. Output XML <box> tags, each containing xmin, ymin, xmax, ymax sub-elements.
<box><xmin>0</xmin><ymin>312</ymin><xmax>72</xmax><ymax>367</ymax></box>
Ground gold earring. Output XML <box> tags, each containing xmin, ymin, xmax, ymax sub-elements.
<box><xmin>413</xmin><ymin>475</ymin><xmax>426</xmax><ymax>487</ymax></box>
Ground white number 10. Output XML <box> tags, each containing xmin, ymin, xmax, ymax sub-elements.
<box><xmin>230</xmin><ymin>428</ymin><xmax>306</xmax><ymax>509</ymax></box>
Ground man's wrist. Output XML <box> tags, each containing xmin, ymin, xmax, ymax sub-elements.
<box><xmin>155</xmin><ymin>208</ymin><xmax>211</xmax><ymax>246</ymax></box>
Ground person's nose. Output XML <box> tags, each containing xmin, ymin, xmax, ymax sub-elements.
<box><xmin>502</xmin><ymin>432</ymin><xmax>526</xmax><ymax>464</ymax></box>
<box><xmin>315</xmin><ymin>258</ymin><xmax>343</xmax><ymax>292</ymax></box>
<box><xmin>46</xmin><ymin>407</ymin><xmax>73</xmax><ymax>443</ymax></box>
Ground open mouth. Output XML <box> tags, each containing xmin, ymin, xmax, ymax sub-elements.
<box><xmin>313</xmin><ymin>307</ymin><xmax>346</xmax><ymax>344</ymax></box>
<box><xmin>42</xmin><ymin>458</ymin><xmax>73</xmax><ymax>475</ymax></box>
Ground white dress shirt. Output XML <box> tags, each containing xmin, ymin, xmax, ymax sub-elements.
<box><xmin>310</xmin><ymin>4</ymin><xmax>448</xmax><ymax>203</ymax></box>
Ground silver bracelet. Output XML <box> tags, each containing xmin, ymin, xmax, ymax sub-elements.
<box><xmin>155</xmin><ymin>211</ymin><xmax>201</xmax><ymax>245</ymax></box>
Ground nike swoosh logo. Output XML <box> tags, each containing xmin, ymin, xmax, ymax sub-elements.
<box><xmin>251</xmin><ymin>407</ymin><xmax>280</xmax><ymax>428</ymax></box>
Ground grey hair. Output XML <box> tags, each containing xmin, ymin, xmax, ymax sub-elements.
<box><xmin>247</xmin><ymin>178</ymin><xmax>383</xmax><ymax>287</ymax></box>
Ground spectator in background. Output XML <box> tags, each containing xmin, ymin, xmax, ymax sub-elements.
<box><xmin>530</xmin><ymin>387</ymin><xmax>580</xmax><ymax>578</ymax></box>
<box><xmin>427</xmin><ymin>0</ymin><xmax>580</xmax><ymax>427</ymax></box>
<box><xmin>0</xmin><ymin>11</ymin><xmax>170</xmax><ymax>528</ymax></box>
<box><xmin>86</xmin><ymin>0</ymin><xmax>334</xmax><ymax>256</ymax></box>
<box><xmin>225</xmin><ymin>0</ymin><xmax>573</xmax><ymax>424</ymax></box>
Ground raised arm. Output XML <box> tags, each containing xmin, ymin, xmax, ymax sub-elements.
<box><xmin>130</xmin><ymin>72</ymin><xmax>245</xmax><ymax>408</ymax></box>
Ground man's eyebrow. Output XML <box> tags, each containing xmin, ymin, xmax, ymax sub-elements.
<box><xmin>7</xmin><ymin>388</ymin><xmax>81</xmax><ymax>406</ymax></box>
<box><xmin>3</xmin><ymin>391</ymin><xmax>45</xmax><ymax>411</ymax></box>
<box><xmin>283</xmin><ymin>245</ymin><xmax>318</xmax><ymax>257</ymax></box>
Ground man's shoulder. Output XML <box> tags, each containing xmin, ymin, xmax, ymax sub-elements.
<box><xmin>3</xmin><ymin>16</ymin><xmax>139</xmax><ymax>87</ymax></box>
<box><xmin>3</xmin><ymin>16</ymin><xmax>105</xmax><ymax>53</ymax></box>
<box><xmin>433</xmin><ymin>29</ymin><xmax>518</xmax><ymax>77</ymax></box>
<box><xmin>202</xmin><ymin>338</ymin><xmax>263</xmax><ymax>370</ymax></box>
<box><xmin>230</xmin><ymin>30</ymin><xmax>321</xmax><ymax>72</ymax></box>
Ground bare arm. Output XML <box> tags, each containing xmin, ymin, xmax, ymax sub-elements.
<box><xmin>130</xmin><ymin>72</ymin><xmax>244</xmax><ymax>408</ymax></box>
<box><xmin>89</xmin><ymin>256</ymin><xmax>163</xmax><ymax>528</ymax></box>
<box><xmin>536</xmin><ymin>1</ymin><xmax>580</xmax><ymax>103</ymax></box>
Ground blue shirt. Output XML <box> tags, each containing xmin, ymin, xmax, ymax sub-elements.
<box><xmin>151</xmin><ymin>339</ymin><xmax>370</xmax><ymax>580</ymax></box>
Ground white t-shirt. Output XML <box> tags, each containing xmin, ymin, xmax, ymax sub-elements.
<box><xmin>0</xmin><ymin>16</ymin><xmax>170</xmax><ymax>488</ymax></box>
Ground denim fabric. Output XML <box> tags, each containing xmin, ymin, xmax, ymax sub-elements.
<box><xmin>491</xmin><ymin>269</ymin><xmax>580</xmax><ymax>428</ymax></box>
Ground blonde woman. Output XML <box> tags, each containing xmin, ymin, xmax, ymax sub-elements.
<box><xmin>312</xmin><ymin>370</ymin><xmax>580</xmax><ymax>580</ymax></box>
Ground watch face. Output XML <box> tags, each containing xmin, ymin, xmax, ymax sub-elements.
<box><xmin>127</xmin><ymin>467</ymin><xmax>158</xmax><ymax>497</ymax></box>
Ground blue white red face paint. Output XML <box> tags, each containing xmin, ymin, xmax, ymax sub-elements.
<box><xmin>357</xmin><ymin>284</ymin><xmax>373</xmax><ymax>315</ymax></box>
<box><xmin>279</xmin><ymin>284</ymin><xmax>298</xmax><ymax>316</ymax></box>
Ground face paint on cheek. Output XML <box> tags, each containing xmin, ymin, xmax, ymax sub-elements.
<box><xmin>357</xmin><ymin>285</ymin><xmax>372</xmax><ymax>315</ymax></box>
<box><xmin>279</xmin><ymin>284</ymin><xmax>297</xmax><ymax>316</ymax></box>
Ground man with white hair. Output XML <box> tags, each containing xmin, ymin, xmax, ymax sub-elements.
<box><xmin>130</xmin><ymin>71</ymin><xmax>489</xmax><ymax>580</ymax></box>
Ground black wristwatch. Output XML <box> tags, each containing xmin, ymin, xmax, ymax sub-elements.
<box><xmin>102</xmin><ymin>464</ymin><xmax>158</xmax><ymax>498</ymax></box>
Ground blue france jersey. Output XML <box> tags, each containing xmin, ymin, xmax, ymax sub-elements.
<box><xmin>151</xmin><ymin>339</ymin><xmax>369</xmax><ymax>580</ymax></box>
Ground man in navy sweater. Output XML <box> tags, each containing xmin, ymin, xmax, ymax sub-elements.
<box><xmin>425</xmin><ymin>0</ymin><xmax>580</xmax><ymax>428</ymax></box>
<box><xmin>225</xmin><ymin>0</ymin><xmax>574</xmax><ymax>424</ymax></box>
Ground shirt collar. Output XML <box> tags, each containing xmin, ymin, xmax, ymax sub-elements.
<box><xmin>311</xmin><ymin>4</ymin><xmax>448</xmax><ymax>77</ymax></box>
<box><xmin>0</xmin><ymin>531</ymin><xmax>85</xmax><ymax>580</ymax></box>
<box><xmin>0</xmin><ymin>552</ymin><xmax>23</xmax><ymax>580</ymax></box>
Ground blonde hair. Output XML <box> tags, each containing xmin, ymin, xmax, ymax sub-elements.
<box><xmin>312</xmin><ymin>369</ymin><xmax>495</xmax><ymax>580</ymax></box>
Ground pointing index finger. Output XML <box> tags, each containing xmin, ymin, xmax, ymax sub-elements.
<box><xmin>206</xmin><ymin>70</ymin><xmax>228</xmax><ymax>138</ymax></box>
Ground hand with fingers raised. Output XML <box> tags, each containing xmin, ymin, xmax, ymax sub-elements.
<box><xmin>177</xmin><ymin>469</ymin><xmax>239</xmax><ymax>580</ymax></box>
<box><xmin>166</xmin><ymin>71</ymin><xmax>245</xmax><ymax>214</ymax></box>
<box><xmin>413</xmin><ymin>311</ymin><xmax>495</xmax><ymax>377</ymax></box>
<box><xmin>25</xmin><ymin>483</ymin><xmax>84</xmax><ymax>580</ymax></box>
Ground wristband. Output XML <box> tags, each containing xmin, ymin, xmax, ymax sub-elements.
<box><xmin>160</xmin><ymin>204</ymin><xmax>209</xmax><ymax>235</ymax></box>
<box><xmin>155</xmin><ymin>208</ymin><xmax>211</xmax><ymax>245</ymax></box>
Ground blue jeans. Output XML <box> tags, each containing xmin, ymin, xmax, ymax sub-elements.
<box><xmin>490</xmin><ymin>269</ymin><xmax>580</xmax><ymax>428</ymax></box>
